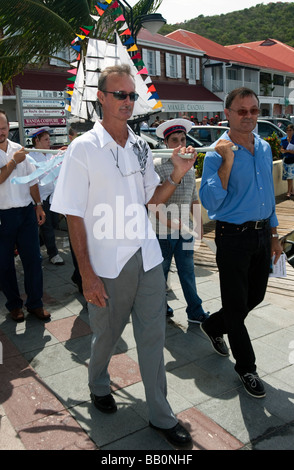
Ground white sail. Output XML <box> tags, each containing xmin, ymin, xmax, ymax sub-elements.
<box><xmin>70</xmin><ymin>34</ymin><xmax>161</xmax><ymax>121</ymax></box>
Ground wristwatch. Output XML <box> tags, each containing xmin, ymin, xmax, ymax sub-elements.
<box><xmin>35</xmin><ymin>202</ymin><xmax>42</xmax><ymax>206</ymax></box>
<box><xmin>167</xmin><ymin>175</ymin><xmax>181</xmax><ymax>186</ymax></box>
<box><xmin>271</xmin><ymin>233</ymin><xmax>279</xmax><ymax>238</ymax></box>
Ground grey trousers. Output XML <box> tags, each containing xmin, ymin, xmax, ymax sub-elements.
<box><xmin>87</xmin><ymin>249</ymin><xmax>177</xmax><ymax>428</ymax></box>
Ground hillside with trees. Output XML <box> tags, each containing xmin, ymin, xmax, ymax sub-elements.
<box><xmin>159</xmin><ymin>2</ymin><xmax>294</xmax><ymax>47</ymax></box>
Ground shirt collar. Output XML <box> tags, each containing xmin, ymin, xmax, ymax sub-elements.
<box><xmin>94</xmin><ymin>120</ymin><xmax>137</xmax><ymax>149</ymax></box>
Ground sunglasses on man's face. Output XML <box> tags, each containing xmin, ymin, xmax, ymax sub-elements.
<box><xmin>103</xmin><ymin>90</ymin><xmax>139</xmax><ymax>101</ymax></box>
<box><xmin>229</xmin><ymin>107</ymin><xmax>260</xmax><ymax>117</ymax></box>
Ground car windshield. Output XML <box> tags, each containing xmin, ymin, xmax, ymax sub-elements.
<box><xmin>189</xmin><ymin>126</ymin><xmax>228</xmax><ymax>145</ymax></box>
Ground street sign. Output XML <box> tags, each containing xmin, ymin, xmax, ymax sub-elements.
<box><xmin>22</xmin><ymin>99</ymin><xmax>66</xmax><ymax>108</ymax></box>
<box><xmin>24</xmin><ymin>118</ymin><xmax>67</xmax><ymax>126</ymax></box>
<box><xmin>21</xmin><ymin>90</ymin><xmax>65</xmax><ymax>99</ymax></box>
<box><xmin>16</xmin><ymin>87</ymin><xmax>69</xmax><ymax>146</ymax></box>
<box><xmin>23</xmin><ymin>108</ymin><xmax>66</xmax><ymax>117</ymax></box>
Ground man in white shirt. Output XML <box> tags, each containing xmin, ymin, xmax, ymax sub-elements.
<box><xmin>29</xmin><ymin>127</ymin><xmax>64</xmax><ymax>265</ymax></box>
<box><xmin>0</xmin><ymin>110</ymin><xmax>50</xmax><ymax>322</ymax></box>
<box><xmin>51</xmin><ymin>64</ymin><xmax>196</xmax><ymax>447</ymax></box>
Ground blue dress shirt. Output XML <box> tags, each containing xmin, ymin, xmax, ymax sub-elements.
<box><xmin>199</xmin><ymin>131</ymin><xmax>279</xmax><ymax>227</ymax></box>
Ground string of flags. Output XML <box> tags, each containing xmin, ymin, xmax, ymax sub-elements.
<box><xmin>65</xmin><ymin>0</ymin><xmax>163</xmax><ymax>113</ymax></box>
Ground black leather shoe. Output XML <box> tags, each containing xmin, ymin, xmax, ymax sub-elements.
<box><xmin>149</xmin><ymin>421</ymin><xmax>192</xmax><ymax>447</ymax></box>
<box><xmin>166</xmin><ymin>304</ymin><xmax>174</xmax><ymax>317</ymax></box>
<box><xmin>90</xmin><ymin>393</ymin><xmax>117</xmax><ymax>413</ymax></box>
<box><xmin>200</xmin><ymin>322</ymin><xmax>229</xmax><ymax>357</ymax></box>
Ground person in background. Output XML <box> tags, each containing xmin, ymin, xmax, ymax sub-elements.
<box><xmin>0</xmin><ymin>110</ymin><xmax>50</xmax><ymax>322</ymax></box>
<box><xmin>68</xmin><ymin>126</ymin><xmax>78</xmax><ymax>143</ymax></box>
<box><xmin>51</xmin><ymin>64</ymin><xmax>195</xmax><ymax>447</ymax></box>
<box><xmin>154</xmin><ymin>118</ymin><xmax>209</xmax><ymax>323</ymax></box>
<box><xmin>199</xmin><ymin>87</ymin><xmax>282</xmax><ymax>398</ymax></box>
<box><xmin>280</xmin><ymin>123</ymin><xmax>294</xmax><ymax>198</ymax></box>
<box><xmin>29</xmin><ymin>127</ymin><xmax>64</xmax><ymax>266</ymax></box>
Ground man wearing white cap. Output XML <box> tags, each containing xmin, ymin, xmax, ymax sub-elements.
<box><xmin>155</xmin><ymin>119</ymin><xmax>209</xmax><ymax>323</ymax></box>
<box><xmin>29</xmin><ymin>127</ymin><xmax>64</xmax><ymax>266</ymax></box>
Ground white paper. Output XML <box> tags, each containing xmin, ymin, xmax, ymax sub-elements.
<box><xmin>269</xmin><ymin>253</ymin><xmax>287</xmax><ymax>278</ymax></box>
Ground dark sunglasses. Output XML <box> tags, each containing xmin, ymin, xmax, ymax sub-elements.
<box><xmin>229</xmin><ymin>107</ymin><xmax>260</xmax><ymax>117</ymax></box>
<box><xmin>103</xmin><ymin>90</ymin><xmax>139</xmax><ymax>102</ymax></box>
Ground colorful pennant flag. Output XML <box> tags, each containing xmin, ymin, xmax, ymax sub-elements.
<box><xmin>97</xmin><ymin>2</ymin><xmax>108</xmax><ymax>10</ymax></box>
<box><xmin>137</xmin><ymin>67</ymin><xmax>148</xmax><ymax>75</ymax></box>
<box><xmin>95</xmin><ymin>5</ymin><xmax>105</xmax><ymax>15</ymax></box>
<box><xmin>120</xmin><ymin>28</ymin><xmax>131</xmax><ymax>36</ymax></box>
<box><xmin>127</xmin><ymin>44</ymin><xmax>138</xmax><ymax>52</ymax></box>
<box><xmin>124</xmin><ymin>37</ymin><xmax>135</xmax><ymax>45</ymax></box>
<box><xmin>114</xmin><ymin>14</ymin><xmax>125</xmax><ymax>22</ymax></box>
<box><xmin>109</xmin><ymin>1</ymin><xmax>119</xmax><ymax>8</ymax></box>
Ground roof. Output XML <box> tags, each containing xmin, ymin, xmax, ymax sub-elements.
<box><xmin>138</xmin><ymin>28</ymin><xmax>203</xmax><ymax>55</ymax></box>
<box><xmin>152</xmin><ymin>81</ymin><xmax>222</xmax><ymax>102</ymax></box>
<box><xmin>227</xmin><ymin>45</ymin><xmax>294</xmax><ymax>74</ymax></box>
<box><xmin>167</xmin><ymin>29</ymin><xmax>243</xmax><ymax>63</ymax></box>
<box><xmin>167</xmin><ymin>30</ymin><xmax>294</xmax><ymax>74</ymax></box>
<box><xmin>226</xmin><ymin>39</ymin><xmax>294</xmax><ymax>72</ymax></box>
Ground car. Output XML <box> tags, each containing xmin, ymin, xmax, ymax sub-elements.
<box><xmin>261</xmin><ymin>117</ymin><xmax>292</xmax><ymax>132</ymax></box>
<box><xmin>9</xmin><ymin>122</ymin><xmax>20</xmax><ymax>143</ymax></box>
<box><xmin>218</xmin><ymin>119</ymin><xmax>286</xmax><ymax>139</ymax></box>
<box><xmin>140</xmin><ymin>127</ymin><xmax>204</xmax><ymax>150</ymax></box>
<box><xmin>188</xmin><ymin>125</ymin><xmax>230</xmax><ymax>146</ymax></box>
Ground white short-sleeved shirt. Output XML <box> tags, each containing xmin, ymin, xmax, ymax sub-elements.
<box><xmin>29</xmin><ymin>150</ymin><xmax>55</xmax><ymax>202</ymax></box>
<box><xmin>51</xmin><ymin>121</ymin><xmax>162</xmax><ymax>278</ymax></box>
<box><xmin>0</xmin><ymin>140</ymin><xmax>37</xmax><ymax>209</ymax></box>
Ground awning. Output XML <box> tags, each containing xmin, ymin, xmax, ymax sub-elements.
<box><xmin>153</xmin><ymin>82</ymin><xmax>223</xmax><ymax>114</ymax></box>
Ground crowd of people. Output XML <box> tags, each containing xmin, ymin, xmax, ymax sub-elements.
<box><xmin>0</xmin><ymin>66</ymin><xmax>285</xmax><ymax>446</ymax></box>
<box><xmin>148</xmin><ymin>114</ymin><xmax>221</xmax><ymax>129</ymax></box>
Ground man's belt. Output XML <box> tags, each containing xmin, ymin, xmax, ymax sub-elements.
<box><xmin>218</xmin><ymin>219</ymin><xmax>270</xmax><ymax>230</ymax></box>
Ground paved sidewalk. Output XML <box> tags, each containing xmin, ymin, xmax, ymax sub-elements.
<box><xmin>0</xmin><ymin>230</ymin><xmax>294</xmax><ymax>451</ymax></box>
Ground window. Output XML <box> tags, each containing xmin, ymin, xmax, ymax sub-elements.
<box><xmin>166</xmin><ymin>53</ymin><xmax>182</xmax><ymax>78</ymax></box>
<box><xmin>50</xmin><ymin>47</ymin><xmax>75</xmax><ymax>67</ymax></box>
<box><xmin>142</xmin><ymin>49</ymin><xmax>161</xmax><ymax>76</ymax></box>
<box><xmin>227</xmin><ymin>68</ymin><xmax>241</xmax><ymax>81</ymax></box>
<box><xmin>186</xmin><ymin>57</ymin><xmax>200</xmax><ymax>83</ymax></box>
<box><xmin>273</xmin><ymin>74</ymin><xmax>284</xmax><ymax>86</ymax></box>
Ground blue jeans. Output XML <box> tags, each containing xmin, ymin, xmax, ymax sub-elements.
<box><xmin>0</xmin><ymin>204</ymin><xmax>43</xmax><ymax>312</ymax></box>
<box><xmin>158</xmin><ymin>234</ymin><xmax>205</xmax><ymax>319</ymax></box>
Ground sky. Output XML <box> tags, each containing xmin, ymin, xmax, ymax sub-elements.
<box><xmin>126</xmin><ymin>0</ymin><xmax>293</xmax><ymax>25</ymax></box>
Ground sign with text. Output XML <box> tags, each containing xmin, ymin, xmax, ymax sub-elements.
<box><xmin>16</xmin><ymin>87</ymin><xmax>69</xmax><ymax>147</ymax></box>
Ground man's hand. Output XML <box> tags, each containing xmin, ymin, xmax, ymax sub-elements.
<box><xmin>215</xmin><ymin>139</ymin><xmax>236</xmax><ymax>163</ymax></box>
<box><xmin>170</xmin><ymin>145</ymin><xmax>197</xmax><ymax>183</ymax></box>
<box><xmin>35</xmin><ymin>205</ymin><xmax>46</xmax><ymax>226</ymax></box>
<box><xmin>13</xmin><ymin>147</ymin><xmax>28</xmax><ymax>164</ymax></box>
<box><xmin>271</xmin><ymin>238</ymin><xmax>283</xmax><ymax>264</ymax></box>
<box><xmin>82</xmin><ymin>271</ymin><xmax>109</xmax><ymax>308</ymax></box>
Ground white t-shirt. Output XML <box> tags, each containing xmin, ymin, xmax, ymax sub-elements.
<box><xmin>0</xmin><ymin>140</ymin><xmax>37</xmax><ymax>209</ymax></box>
<box><xmin>51</xmin><ymin>121</ymin><xmax>162</xmax><ymax>278</ymax></box>
<box><xmin>29</xmin><ymin>150</ymin><xmax>55</xmax><ymax>202</ymax></box>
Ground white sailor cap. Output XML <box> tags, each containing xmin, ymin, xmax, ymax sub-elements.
<box><xmin>27</xmin><ymin>127</ymin><xmax>51</xmax><ymax>137</ymax></box>
<box><xmin>156</xmin><ymin>119</ymin><xmax>193</xmax><ymax>139</ymax></box>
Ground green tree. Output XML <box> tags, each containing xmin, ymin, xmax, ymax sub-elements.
<box><xmin>0</xmin><ymin>0</ymin><xmax>163</xmax><ymax>84</ymax></box>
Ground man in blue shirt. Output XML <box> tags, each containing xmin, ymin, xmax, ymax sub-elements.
<box><xmin>199</xmin><ymin>87</ymin><xmax>282</xmax><ymax>398</ymax></box>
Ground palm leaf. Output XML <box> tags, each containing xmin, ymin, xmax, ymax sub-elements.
<box><xmin>0</xmin><ymin>0</ymin><xmax>164</xmax><ymax>84</ymax></box>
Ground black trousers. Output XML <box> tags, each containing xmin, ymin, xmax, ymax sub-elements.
<box><xmin>204</xmin><ymin>220</ymin><xmax>272</xmax><ymax>374</ymax></box>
